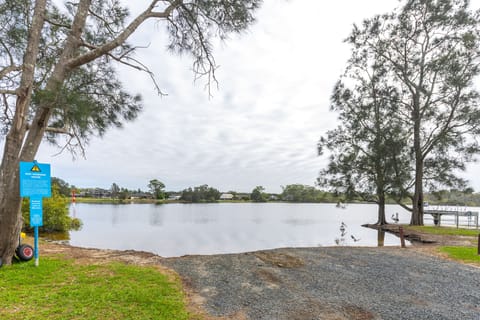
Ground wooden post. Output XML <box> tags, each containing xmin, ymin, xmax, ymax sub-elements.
<box><xmin>478</xmin><ymin>234</ymin><xmax>480</xmax><ymax>256</ymax></box>
<box><xmin>399</xmin><ymin>226</ymin><xmax>406</xmax><ymax>248</ymax></box>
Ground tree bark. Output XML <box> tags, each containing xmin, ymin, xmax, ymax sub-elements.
<box><xmin>410</xmin><ymin>102</ymin><xmax>424</xmax><ymax>225</ymax></box>
<box><xmin>0</xmin><ymin>0</ymin><xmax>91</xmax><ymax>265</ymax></box>
<box><xmin>0</xmin><ymin>0</ymin><xmax>47</xmax><ymax>265</ymax></box>
<box><xmin>411</xmin><ymin>159</ymin><xmax>424</xmax><ymax>225</ymax></box>
<box><xmin>375</xmin><ymin>193</ymin><xmax>387</xmax><ymax>225</ymax></box>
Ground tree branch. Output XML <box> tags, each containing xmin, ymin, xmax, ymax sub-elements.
<box><xmin>0</xmin><ymin>89</ymin><xmax>18</xmax><ymax>95</ymax></box>
<box><xmin>80</xmin><ymin>40</ymin><xmax>166</xmax><ymax>96</ymax></box>
<box><xmin>45</xmin><ymin>126</ymin><xmax>74</xmax><ymax>136</ymax></box>
<box><xmin>44</xmin><ymin>17</ymin><xmax>71</xmax><ymax>30</ymax></box>
<box><xmin>66</xmin><ymin>0</ymin><xmax>182</xmax><ymax>70</ymax></box>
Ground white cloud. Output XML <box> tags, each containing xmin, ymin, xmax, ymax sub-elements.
<box><xmin>30</xmin><ymin>0</ymin><xmax>480</xmax><ymax>193</ymax></box>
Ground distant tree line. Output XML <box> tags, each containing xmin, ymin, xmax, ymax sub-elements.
<box><xmin>49</xmin><ymin>177</ymin><xmax>480</xmax><ymax>205</ymax></box>
<box><xmin>180</xmin><ymin>185</ymin><xmax>221</xmax><ymax>202</ymax></box>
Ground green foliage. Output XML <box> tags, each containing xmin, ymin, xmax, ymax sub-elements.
<box><xmin>51</xmin><ymin>177</ymin><xmax>72</xmax><ymax>197</ymax></box>
<box><xmin>319</xmin><ymin>31</ymin><xmax>411</xmax><ymax>202</ymax></box>
<box><xmin>0</xmin><ymin>257</ymin><xmax>192</xmax><ymax>320</ymax></box>
<box><xmin>251</xmin><ymin>186</ymin><xmax>267</xmax><ymax>202</ymax></box>
<box><xmin>440</xmin><ymin>246</ymin><xmax>480</xmax><ymax>263</ymax></box>
<box><xmin>281</xmin><ymin>184</ymin><xmax>322</xmax><ymax>202</ymax></box>
<box><xmin>148</xmin><ymin>179</ymin><xmax>166</xmax><ymax>200</ymax></box>
<box><xmin>180</xmin><ymin>184</ymin><xmax>220</xmax><ymax>202</ymax></box>
<box><xmin>425</xmin><ymin>189</ymin><xmax>480</xmax><ymax>206</ymax></box>
<box><xmin>41</xmin><ymin>64</ymin><xmax>142</xmax><ymax>156</ymax></box>
<box><xmin>22</xmin><ymin>184</ymin><xmax>81</xmax><ymax>233</ymax></box>
<box><xmin>118</xmin><ymin>188</ymin><xmax>130</xmax><ymax>200</ymax></box>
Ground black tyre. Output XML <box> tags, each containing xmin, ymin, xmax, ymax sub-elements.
<box><xmin>16</xmin><ymin>244</ymin><xmax>34</xmax><ymax>261</ymax></box>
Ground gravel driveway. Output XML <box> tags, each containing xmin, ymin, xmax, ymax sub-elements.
<box><xmin>162</xmin><ymin>247</ymin><xmax>480</xmax><ymax>320</ymax></box>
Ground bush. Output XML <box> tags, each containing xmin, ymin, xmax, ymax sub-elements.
<box><xmin>22</xmin><ymin>184</ymin><xmax>82</xmax><ymax>233</ymax></box>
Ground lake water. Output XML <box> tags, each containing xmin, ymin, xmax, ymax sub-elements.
<box><xmin>67</xmin><ymin>202</ymin><xmax>416</xmax><ymax>257</ymax></box>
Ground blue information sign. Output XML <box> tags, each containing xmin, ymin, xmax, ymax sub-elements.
<box><xmin>20</xmin><ymin>161</ymin><xmax>51</xmax><ymax>197</ymax></box>
<box><xmin>19</xmin><ymin>161</ymin><xmax>51</xmax><ymax>266</ymax></box>
<box><xmin>30</xmin><ymin>196</ymin><xmax>43</xmax><ymax>227</ymax></box>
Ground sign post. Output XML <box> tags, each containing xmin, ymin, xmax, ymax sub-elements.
<box><xmin>20</xmin><ymin>161</ymin><xmax>51</xmax><ymax>267</ymax></box>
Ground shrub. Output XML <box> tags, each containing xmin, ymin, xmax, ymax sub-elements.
<box><xmin>22</xmin><ymin>184</ymin><xmax>82</xmax><ymax>233</ymax></box>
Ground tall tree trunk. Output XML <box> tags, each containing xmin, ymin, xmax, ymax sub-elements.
<box><xmin>411</xmin><ymin>104</ymin><xmax>424</xmax><ymax>226</ymax></box>
<box><xmin>0</xmin><ymin>0</ymin><xmax>92</xmax><ymax>265</ymax></box>
<box><xmin>0</xmin><ymin>0</ymin><xmax>47</xmax><ymax>265</ymax></box>
<box><xmin>376</xmin><ymin>193</ymin><xmax>387</xmax><ymax>225</ymax></box>
<box><xmin>411</xmin><ymin>159</ymin><xmax>424</xmax><ymax>225</ymax></box>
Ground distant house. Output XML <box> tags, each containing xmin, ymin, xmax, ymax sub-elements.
<box><xmin>167</xmin><ymin>194</ymin><xmax>181</xmax><ymax>201</ymax></box>
<box><xmin>220</xmin><ymin>193</ymin><xmax>234</xmax><ymax>200</ymax></box>
<box><xmin>130</xmin><ymin>192</ymin><xmax>154</xmax><ymax>199</ymax></box>
<box><xmin>269</xmin><ymin>194</ymin><xmax>279</xmax><ymax>201</ymax></box>
<box><xmin>81</xmin><ymin>188</ymin><xmax>111</xmax><ymax>198</ymax></box>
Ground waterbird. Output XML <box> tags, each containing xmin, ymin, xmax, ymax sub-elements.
<box><xmin>340</xmin><ymin>222</ymin><xmax>347</xmax><ymax>234</ymax></box>
<box><xmin>351</xmin><ymin>235</ymin><xmax>361</xmax><ymax>242</ymax></box>
<box><xmin>391</xmin><ymin>213</ymin><xmax>400</xmax><ymax>223</ymax></box>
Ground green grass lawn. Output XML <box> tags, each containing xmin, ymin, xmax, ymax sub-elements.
<box><xmin>440</xmin><ymin>246</ymin><xmax>480</xmax><ymax>263</ymax></box>
<box><xmin>406</xmin><ymin>225</ymin><xmax>480</xmax><ymax>237</ymax></box>
<box><xmin>0</xmin><ymin>258</ymin><xmax>194</xmax><ymax>320</ymax></box>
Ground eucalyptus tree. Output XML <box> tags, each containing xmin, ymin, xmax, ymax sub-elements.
<box><xmin>348</xmin><ymin>0</ymin><xmax>480</xmax><ymax>225</ymax></box>
<box><xmin>0</xmin><ymin>0</ymin><xmax>262</xmax><ymax>264</ymax></box>
<box><xmin>148</xmin><ymin>179</ymin><xmax>165</xmax><ymax>199</ymax></box>
<box><xmin>251</xmin><ymin>185</ymin><xmax>267</xmax><ymax>202</ymax></box>
<box><xmin>318</xmin><ymin>54</ymin><xmax>410</xmax><ymax>225</ymax></box>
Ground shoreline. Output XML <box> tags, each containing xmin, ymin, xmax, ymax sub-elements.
<box><xmin>33</xmin><ymin>234</ymin><xmax>480</xmax><ymax>319</ymax></box>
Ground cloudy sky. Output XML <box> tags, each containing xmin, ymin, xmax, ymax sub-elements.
<box><xmin>33</xmin><ymin>0</ymin><xmax>480</xmax><ymax>193</ymax></box>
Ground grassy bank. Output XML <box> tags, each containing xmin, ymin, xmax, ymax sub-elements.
<box><xmin>405</xmin><ymin>225</ymin><xmax>480</xmax><ymax>237</ymax></box>
<box><xmin>75</xmin><ymin>197</ymin><xmax>165</xmax><ymax>204</ymax></box>
<box><xmin>0</xmin><ymin>258</ymin><xmax>195</xmax><ymax>320</ymax></box>
<box><xmin>440</xmin><ymin>246</ymin><xmax>480</xmax><ymax>263</ymax></box>
<box><xmin>398</xmin><ymin>225</ymin><xmax>480</xmax><ymax>265</ymax></box>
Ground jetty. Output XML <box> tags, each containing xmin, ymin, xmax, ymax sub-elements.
<box><xmin>424</xmin><ymin>206</ymin><xmax>479</xmax><ymax>229</ymax></box>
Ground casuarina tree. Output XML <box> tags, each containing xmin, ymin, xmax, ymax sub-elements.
<box><xmin>0</xmin><ymin>0</ymin><xmax>262</xmax><ymax>264</ymax></box>
<box><xmin>319</xmin><ymin>49</ymin><xmax>411</xmax><ymax>225</ymax></box>
<box><xmin>333</xmin><ymin>0</ymin><xmax>480</xmax><ymax>225</ymax></box>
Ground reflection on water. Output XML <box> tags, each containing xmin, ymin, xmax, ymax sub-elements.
<box><xmin>283</xmin><ymin>218</ymin><xmax>318</xmax><ymax>226</ymax></box>
<box><xmin>334</xmin><ymin>221</ymin><xmax>362</xmax><ymax>246</ymax></box>
<box><xmin>149</xmin><ymin>210</ymin><xmax>163</xmax><ymax>226</ymax></box>
<box><xmin>68</xmin><ymin>203</ymin><xmax>417</xmax><ymax>257</ymax></box>
<box><xmin>334</xmin><ymin>222</ymin><xmax>348</xmax><ymax>246</ymax></box>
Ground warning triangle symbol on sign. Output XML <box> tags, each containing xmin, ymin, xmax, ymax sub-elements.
<box><xmin>31</xmin><ymin>164</ymin><xmax>41</xmax><ymax>172</ymax></box>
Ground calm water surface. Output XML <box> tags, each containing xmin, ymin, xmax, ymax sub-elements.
<box><xmin>68</xmin><ymin>203</ymin><xmax>417</xmax><ymax>257</ymax></box>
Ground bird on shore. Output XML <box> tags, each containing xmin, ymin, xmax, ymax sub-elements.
<box><xmin>391</xmin><ymin>213</ymin><xmax>399</xmax><ymax>224</ymax></box>
<box><xmin>351</xmin><ymin>235</ymin><xmax>360</xmax><ymax>242</ymax></box>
